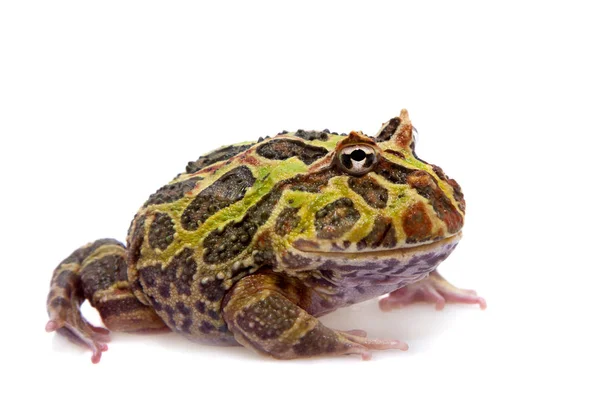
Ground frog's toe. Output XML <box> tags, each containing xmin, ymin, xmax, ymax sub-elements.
<box><xmin>343</xmin><ymin>345</ymin><xmax>373</xmax><ymax>360</ymax></box>
<box><xmin>60</xmin><ymin>325</ymin><xmax>109</xmax><ymax>363</ymax></box>
<box><xmin>380</xmin><ymin>270</ymin><xmax>487</xmax><ymax>311</ymax></box>
<box><xmin>46</xmin><ymin>313</ymin><xmax>111</xmax><ymax>363</ymax></box>
<box><xmin>318</xmin><ymin>330</ymin><xmax>408</xmax><ymax>361</ymax></box>
<box><xmin>338</xmin><ymin>330</ymin><xmax>409</xmax><ymax>360</ymax></box>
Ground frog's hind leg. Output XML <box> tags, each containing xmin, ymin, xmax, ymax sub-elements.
<box><xmin>223</xmin><ymin>274</ymin><xmax>407</xmax><ymax>360</ymax></box>
<box><xmin>379</xmin><ymin>270</ymin><xmax>487</xmax><ymax>311</ymax></box>
<box><xmin>46</xmin><ymin>239</ymin><xmax>166</xmax><ymax>363</ymax></box>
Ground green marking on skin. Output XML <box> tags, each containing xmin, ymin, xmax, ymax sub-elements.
<box><xmin>149</xmin><ymin>158</ymin><xmax>312</xmax><ymax>265</ymax></box>
<box><xmin>379</xmin><ymin>150</ymin><xmax>464</xmax><ymax>216</ymax></box>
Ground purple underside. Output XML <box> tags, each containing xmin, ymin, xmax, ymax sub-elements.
<box><xmin>289</xmin><ymin>241</ymin><xmax>460</xmax><ymax>316</ymax></box>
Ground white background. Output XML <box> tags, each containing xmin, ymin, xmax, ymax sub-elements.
<box><xmin>1</xmin><ymin>1</ymin><xmax>598</xmax><ymax>399</ymax></box>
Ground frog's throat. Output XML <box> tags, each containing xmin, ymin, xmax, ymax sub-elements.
<box><xmin>293</xmin><ymin>232</ymin><xmax>462</xmax><ymax>259</ymax></box>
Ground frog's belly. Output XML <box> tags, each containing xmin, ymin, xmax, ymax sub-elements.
<box><xmin>283</xmin><ymin>235</ymin><xmax>461</xmax><ymax>317</ymax></box>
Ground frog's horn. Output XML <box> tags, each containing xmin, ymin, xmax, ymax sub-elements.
<box><xmin>374</xmin><ymin>109</ymin><xmax>414</xmax><ymax>149</ymax></box>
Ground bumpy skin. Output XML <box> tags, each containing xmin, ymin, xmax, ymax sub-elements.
<box><xmin>47</xmin><ymin>109</ymin><xmax>482</xmax><ymax>362</ymax></box>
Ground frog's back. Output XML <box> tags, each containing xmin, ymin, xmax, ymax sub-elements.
<box><xmin>125</xmin><ymin>130</ymin><xmax>345</xmax><ymax>342</ymax></box>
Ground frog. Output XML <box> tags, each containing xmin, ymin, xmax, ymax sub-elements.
<box><xmin>46</xmin><ymin>109</ymin><xmax>485</xmax><ymax>363</ymax></box>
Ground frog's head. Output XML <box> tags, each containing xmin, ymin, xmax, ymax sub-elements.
<box><xmin>278</xmin><ymin>109</ymin><xmax>465</xmax><ymax>259</ymax></box>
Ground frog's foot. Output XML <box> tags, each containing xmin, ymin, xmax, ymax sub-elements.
<box><xmin>224</xmin><ymin>274</ymin><xmax>408</xmax><ymax>360</ymax></box>
<box><xmin>46</xmin><ymin>309</ymin><xmax>110</xmax><ymax>364</ymax></box>
<box><xmin>379</xmin><ymin>271</ymin><xmax>487</xmax><ymax>311</ymax></box>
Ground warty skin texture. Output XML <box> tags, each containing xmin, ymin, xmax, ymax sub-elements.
<box><xmin>46</xmin><ymin>109</ymin><xmax>484</xmax><ymax>362</ymax></box>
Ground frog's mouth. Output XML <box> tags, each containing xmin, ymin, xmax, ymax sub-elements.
<box><xmin>291</xmin><ymin>232</ymin><xmax>462</xmax><ymax>259</ymax></box>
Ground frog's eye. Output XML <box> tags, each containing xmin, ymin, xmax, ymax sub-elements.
<box><xmin>338</xmin><ymin>145</ymin><xmax>378</xmax><ymax>175</ymax></box>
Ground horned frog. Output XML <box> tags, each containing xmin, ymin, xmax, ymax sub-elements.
<box><xmin>46</xmin><ymin>109</ymin><xmax>485</xmax><ymax>362</ymax></box>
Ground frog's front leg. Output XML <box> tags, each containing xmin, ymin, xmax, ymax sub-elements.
<box><xmin>379</xmin><ymin>270</ymin><xmax>487</xmax><ymax>311</ymax></box>
<box><xmin>223</xmin><ymin>273</ymin><xmax>407</xmax><ymax>360</ymax></box>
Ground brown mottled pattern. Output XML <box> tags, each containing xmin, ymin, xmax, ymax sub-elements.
<box><xmin>186</xmin><ymin>144</ymin><xmax>252</xmax><ymax>174</ymax></box>
<box><xmin>136</xmin><ymin>257</ymin><xmax>232</xmax><ymax>337</ymax></box>
<box><xmin>176</xmin><ymin>301</ymin><xmax>191</xmax><ymax>316</ymax></box>
<box><xmin>407</xmin><ymin>171</ymin><xmax>463</xmax><ymax>233</ymax></box>
<box><xmin>199</xmin><ymin>320</ymin><xmax>215</xmax><ymax>333</ymax></box>
<box><xmin>256</xmin><ymin>139</ymin><xmax>328</xmax><ymax>165</ymax></box>
<box><xmin>132</xmin><ymin>265</ymin><xmax>161</xmax><ymax>312</ymax></box>
<box><xmin>60</xmin><ymin>238</ymin><xmax>123</xmax><ymax>265</ymax></box>
<box><xmin>50</xmin><ymin>297</ymin><xmax>70</xmax><ymax>309</ymax></box>
<box><xmin>292</xmin><ymin>323</ymin><xmax>339</xmax><ymax>356</ymax></box>
<box><xmin>81</xmin><ymin>254</ymin><xmax>128</xmax><ymax>302</ymax></box>
<box><xmin>165</xmin><ymin>247</ymin><xmax>198</xmax><ymax>296</ymax></box>
<box><xmin>294</xmin><ymin>129</ymin><xmax>330</xmax><ymax>141</ymax></box>
<box><xmin>374</xmin><ymin>158</ymin><xmax>413</xmax><ymax>184</ymax></box>
<box><xmin>274</xmin><ymin>207</ymin><xmax>300</xmax><ymax>236</ymax></box>
<box><xmin>194</xmin><ymin>300</ymin><xmax>206</xmax><ymax>314</ymax></box>
<box><xmin>48</xmin><ymin>239</ymin><xmax>166</xmax><ymax>341</ymax></box>
<box><xmin>286</xmin><ymin>168</ymin><xmax>337</xmax><ymax>193</ymax></box>
<box><xmin>223</xmin><ymin>271</ymin><xmax>381</xmax><ymax>359</ymax></box>
<box><xmin>348</xmin><ymin>175</ymin><xmax>388</xmax><ymax>209</ymax></box>
<box><xmin>432</xmin><ymin>165</ymin><xmax>447</xmax><ymax>181</ymax></box>
<box><xmin>181</xmin><ymin>166</ymin><xmax>256</xmax><ymax>231</ymax></box>
<box><xmin>48</xmin><ymin>240</ymin><xmax>126</xmax><ymax>317</ymax></box>
<box><xmin>148</xmin><ymin>213</ymin><xmax>175</xmax><ymax>250</ymax></box>
<box><xmin>315</xmin><ymin>198</ymin><xmax>360</xmax><ymax>239</ymax></box>
<box><xmin>235</xmin><ymin>295</ymin><xmax>299</xmax><ymax>340</ymax></box>
<box><xmin>357</xmin><ymin>216</ymin><xmax>397</xmax><ymax>250</ymax></box>
<box><xmin>144</xmin><ymin>177</ymin><xmax>201</xmax><ymax>207</ymax></box>
<box><xmin>448</xmin><ymin>178</ymin><xmax>466</xmax><ymax>212</ymax></box>
<box><xmin>402</xmin><ymin>202</ymin><xmax>433</xmax><ymax>243</ymax></box>
<box><xmin>127</xmin><ymin>214</ymin><xmax>146</xmax><ymax>266</ymax></box>
<box><xmin>137</xmin><ymin>264</ymin><xmax>162</xmax><ymax>291</ymax></box>
<box><xmin>432</xmin><ymin>165</ymin><xmax>466</xmax><ymax>212</ymax></box>
<box><xmin>140</xmin><ymin>248</ymin><xmax>192</xmax><ymax>301</ymax></box>
<box><xmin>55</xmin><ymin>270</ymin><xmax>76</xmax><ymax>288</ymax></box>
<box><xmin>203</xmin><ymin>189</ymin><xmax>281</xmax><ymax>264</ymax></box>
<box><xmin>375</xmin><ymin>160</ymin><xmax>463</xmax><ymax>233</ymax></box>
<box><xmin>180</xmin><ymin>318</ymin><xmax>193</xmax><ymax>333</ymax></box>
<box><xmin>191</xmin><ymin>164</ymin><xmax>333</xmax><ymax>267</ymax></box>
<box><xmin>375</xmin><ymin>117</ymin><xmax>400</xmax><ymax>142</ymax></box>
<box><xmin>281</xmin><ymin>251</ymin><xmax>313</xmax><ymax>269</ymax></box>
<box><xmin>199</xmin><ymin>278</ymin><xmax>226</xmax><ymax>302</ymax></box>
<box><xmin>253</xmin><ymin>248</ymin><xmax>277</xmax><ymax>268</ymax></box>
<box><xmin>222</xmin><ymin>273</ymin><xmax>312</xmax><ymax>357</ymax></box>
<box><xmin>96</xmin><ymin>297</ymin><xmax>146</xmax><ymax>318</ymax></box>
